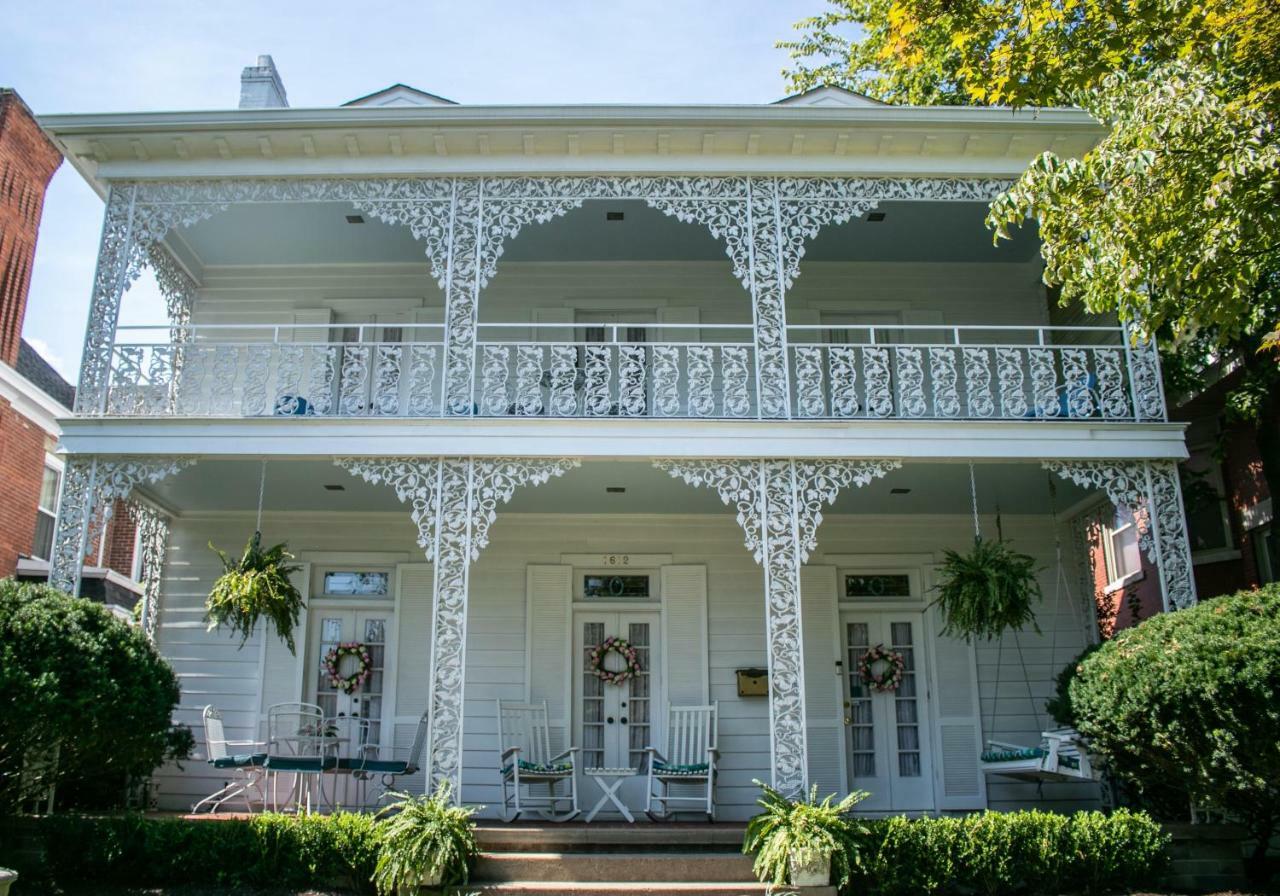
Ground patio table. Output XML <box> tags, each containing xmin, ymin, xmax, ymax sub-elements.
<box><xmin>584</xmin><ymin>767</ymin><xmax>638</xmax><ymax>823</ymax></box>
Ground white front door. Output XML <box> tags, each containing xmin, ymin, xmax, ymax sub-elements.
<box><xmin>841</xmin><ymin>612</ymin><xmax>934</xmax><ymax>811</ymax></box>
<box><xmin>574</xmin><ymin>612</ymin><xmax>660</xmax><ymax>814</ymax></box>
<box><xmin>305</xmin><ymin>609</ymin><xmax>392</xmax><ymax>747</ymax></box>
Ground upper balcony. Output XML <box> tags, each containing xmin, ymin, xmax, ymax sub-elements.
<box><xmin>101</xmin><ymin>319</ymin><xmax>1154</xmax><ymax>422</ymax></box>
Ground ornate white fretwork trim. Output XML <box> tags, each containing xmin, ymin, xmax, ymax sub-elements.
<box><xmin>48</xmin><ymin>456</ymin><xmax>195</xmax><ymax>596</ymax></box>
<box><xmin>78</xmin><ymin>175</ymin><xmax>1018</xmax><ymax>419</ymax></box>
<box><xmin>1043</xmin><ymin>459</ymin><xmax>1196</xmax><ymax>610</ymax></box>
<box><xmin>130</xmin><ymin>501</ymin><xmax>172</xmax><ymax>643</ymax></box>
<box><xmin>654</xmin><ymin>457</ymin><xmax>901</xmax><ymax>794</ymax></box>
<box><xmin>334</xmin><ymin>456</ymin><xmax>579</xmax><ymax>799</ymax></box>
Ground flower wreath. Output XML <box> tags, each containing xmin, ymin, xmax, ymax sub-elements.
<box><xmin>858</xmin><ymin>643</ymin><xmax>906</xmax><ymax>693</ymax></box>
<box><xmin>323</xmin><ymin>642</ymin><xmax>373</xmax><ymax>694</ymax></box>
<box><xmin>589</xmin><ymin>636</ymin><xmax>642</xmax><ymax>686</ymax></box>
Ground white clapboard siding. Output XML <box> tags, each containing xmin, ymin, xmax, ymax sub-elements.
<box><xmin>395</xmin><ymin>563</ymin><xmax>433</xmax><ymax>716</ymax></box>
<box><xmin>661</xmin><ymin>565</ymin><xmax>709</xmax><ymax>705</ymax></box>
<box><xmin>801</xmin><ymin>565</ymin><xmax>846</xmax><ymax>799</ymax></box>
<box><xmin>927</xmin><ymin>601</ymin><xmax>986</xmax><ymax>811</ymax></box>
<box><xmin>259</xmin><ymin>562</ymin><xmax>311</xmax><ymax>723</ymax></box>
<box><xmin>525</xmin><ymin>565</ymin><xmax>572</xmax><ymax>753</ymax></box>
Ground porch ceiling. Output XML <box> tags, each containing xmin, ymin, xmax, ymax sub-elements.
<box><xmin>140</xmin><ymin>459</ymin><xmax>1092</xmax><ymax>517</ymax></box>
<box><xmin>173</xmin><ymin>197</ymin><xmax>1040</xmax><ymax>269</ymax></box>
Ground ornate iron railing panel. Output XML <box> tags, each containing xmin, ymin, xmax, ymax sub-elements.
<box><xmin>786</xmin><ymin>324</ymin><xmax>1143</xmax><ymax>422</ymax></box>
<box><xmin>99</xmin><ymin>321</ymin><xmax>1157</xmax><ymax>422</ymax></box>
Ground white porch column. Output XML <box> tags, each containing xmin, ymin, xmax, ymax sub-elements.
<box><xmin>47</xmin><ymin>456</ymin><xmax>195</xmax><ymax>596</ymax></box>
<box><xmin>655</xmin><ymin>458</ymin><xmax>900</xmax><ymax>795</ymax></box>
<box><xmin>1045</xmin><ymin>459</ymin><xmax>1197</xmax><ymax>610</ymax></box>
<box><xmin>336</xmin><ymin>456</ymin><xmax>579</xmax><ymax>799</ymax></box>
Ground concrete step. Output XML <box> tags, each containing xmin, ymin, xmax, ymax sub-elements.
<box><xmin>474</xmin><ymin>851</ymin><xmax>757</xmax><ymax>883</ymax></box>
<box><xmin>446</xmin><ymin>884</ymin><xmax>835</xmax><ymax>896</ymax></box>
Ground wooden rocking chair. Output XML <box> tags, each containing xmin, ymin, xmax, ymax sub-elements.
<box><xmin>496</xmin><ymin>700</ymin><xmax>580</xmax><ymax>822</ymax></box>
<box><xmin>645</xmin><ymin>702</ymin><xmax>718</xmax><ymax>821</ymax></box>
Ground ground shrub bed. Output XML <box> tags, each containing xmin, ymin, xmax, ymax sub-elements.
<box><xmin>2</xmin><ymin>807</ymin><xmax>1169</xmax><ymax>896</ymax></box>
<box><xmin>1</xmin><ymin>813</ymin><xmax>382</xmax><ymax>895</ymax></box>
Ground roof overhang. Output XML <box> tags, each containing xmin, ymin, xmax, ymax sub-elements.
<box><xmin>39</xmin><ymin>103</ymin><xmax>1104</xmax><ymax>195</ymax></box>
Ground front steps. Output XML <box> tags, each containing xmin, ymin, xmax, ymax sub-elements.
<box><xmin>441</xmin><ymin>823</ymin><xmax>836</xmax><ymax>896</ymax></box>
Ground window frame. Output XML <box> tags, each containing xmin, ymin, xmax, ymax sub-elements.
<box><xmin>30</xmin><ymin>459</ymin><xmax>62</xmax><ymax>562</ymax></box>
<box><xmin>1102</xmin><ymin>507</ymin><xmax>1144</xmax><ymax>592</ymax></box>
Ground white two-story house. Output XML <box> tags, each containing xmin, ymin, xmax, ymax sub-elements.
<box><xmin>38</xmin><ymin>57</ymin><xmax>1195</xmax><ymax>820</ymax></box>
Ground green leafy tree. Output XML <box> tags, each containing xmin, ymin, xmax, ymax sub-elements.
<box><xmin>782</xmin><ymin>0</ymin><xmax>1280</xmax><ymax>569</ymax></box>
<box><xmin>1069</xmin><ymin>586</ymin><xmax>1280</xmax><ymax>882</ymax></box>
<box><xmin>0</xmin><ymin>580</ymin><xmax>193</xmax><ymax>812</ymax></box>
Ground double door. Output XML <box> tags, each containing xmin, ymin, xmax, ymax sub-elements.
<box><xmin>574</xmin><ymin>612</ymin><xmax>660</xmax><ymax>813</ymax></box>
<box><xmin>305</xmin><ymin>608</ymin><xmax>392</xmax><ymax>748</ymax></box>
<box><xmin>841</xmin><ymin>612</ymin><xmax>934</xmax><ymax>811</ymax></box>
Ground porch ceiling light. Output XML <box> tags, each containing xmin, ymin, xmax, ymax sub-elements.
<box><xmin>866</xmin><ymin>211</ymin><xmax>886</xmax><ymax>222</ymax></box>
<box><xmin>606</xmin><ymin>211</ymin><xmax>625</xmax><ymax>221</ymax></box>
<box><xmin>345</xmin><ymin>214</ymin><xmax>365</xmax><ymax>224</ymax></box>
<box><xmin>890</xmin><ymin>487</ymin><xmax>911</xmax><ymax>494</ymax></box>
<box><xmin>324</xmin><ymin>484</ymin><xmax>346</xmax><ymax>491</ymax></box>
<box><xmin>606</xmin><ymin>486</ymin><xmax>626</xmax><ymax>493</ymax></box>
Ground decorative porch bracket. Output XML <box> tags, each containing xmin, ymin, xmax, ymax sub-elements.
<box><xmin>48</xmin><ymin>456</ymin><xmax>195</xmax><ymax>596</ymax></box>
<box><xmin>335</xmin><ymin>456</ymin><xmax>579</xmax><ymax>799</ymax></box>
<box><xmin>654</xmin><ymin>458</ymin><xmax>901</xmax><ymax>795</ymax></box>
<box><xmin>131</xmin><ymin>501</ymin><xmax>173</xmax><ymax>643</ymax></box>
<box><xmin>1043</xmin><ymin>460</ymin><xmax>1196</xmax><ymax>610</ymax></box>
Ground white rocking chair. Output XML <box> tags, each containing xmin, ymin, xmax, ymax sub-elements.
<box><xmin>645</xmin><ymin>702</ymin><xmax>718</xmax><ymax>821</ymax></box>
<box><xmin>981</xmin><ymin>727</ymin><xmax>1099</xmax><ymax>783</ymax></box>
<box><xmin>497</xmin><ymin>700</ymin><xmax>580</xmax><ymax>822</ymax></box>
<box><xmin>192</xmin><ymin>705</ymin><xmax>266</xmax><ymax>813</ymax></box>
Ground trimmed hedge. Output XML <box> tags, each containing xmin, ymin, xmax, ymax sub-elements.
<box><xmin>852</xmin><ymin>809</ymin><xmax>1169</xmax><ymax>896</ymax></box>
<box><xmin>1</xmin><ymin>808</ymin><xmax>1167</xmax><ymax>896</ymax></box>
<box><xmin>0</xmin><ymin>812</ymin><xmax>381</xmax><ymax>894</ymax></box>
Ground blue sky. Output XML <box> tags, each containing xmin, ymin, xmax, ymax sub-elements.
<box><xmin>4</xmin><ymin>0</ymin><xmax>820</xmax><ymax>382</ymax></box>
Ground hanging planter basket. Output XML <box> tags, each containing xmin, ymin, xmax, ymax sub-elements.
<box><xmin>935</xmin><ymin>536</ymin><xmax>1043</xmax><ymax>641</ymax></box>
<box><xmin>205</xmin><ymin>532</ymin><xmax>305</xmax><ymax>654</ymax></box>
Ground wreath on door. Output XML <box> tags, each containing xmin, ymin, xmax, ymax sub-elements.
<box><xmin>589</xmin><ymin>636</ymin><xmax>642</xmax><ymax>685</ymax></box>
<box><xmin>324</xmin><ymin>642</ymin><xmax>373</xmax><ymax>694</ymax></box>
<box><xmin>858</xmin><ymin>644</ymin><xmax>906</xmax><ymax>693</ymax></box>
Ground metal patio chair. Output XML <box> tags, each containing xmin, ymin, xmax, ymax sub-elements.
<box><xmin>264</xmin><ymin>702</ymin><xmax>333</xmax><ymax>813</ymax></box>
<box><xmin>496</xmin><ymin>699</ymin><xmax>580</xmax><ymax>821</ymax></box>
<box><xmin>645</xmin><ymin>702</ymin><xmax>718</xmax><ymax>821</ymax></box>
<box><xmin>192</xmin><ymin>705</ymin><xmax>266</xmax><ymax>813</ymax></box>
<box><xmin>338</xmin><ymin>710</ymin><xmax>429</xmax><ymax>808</ymax></box>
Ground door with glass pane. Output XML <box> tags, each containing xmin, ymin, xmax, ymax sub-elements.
<box><xmin>840</xmin><ymin>612</ymin><xmax>933</xmax><ymax>811</ymax></box>
<box><xmin>574</xmin><ymin>612</ymin><xmax>660</xmax><ymax>813</ymax></box>
<box><xmin>306</xmin><ymin>609</ymin><xmax>392</xmax><ymax>749</ymax></box>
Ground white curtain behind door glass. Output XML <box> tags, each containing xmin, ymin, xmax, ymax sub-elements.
<box><xmin>891</xmin><ymin>622</ymin><xmax>921</xmax><ymax>778</ymax></box>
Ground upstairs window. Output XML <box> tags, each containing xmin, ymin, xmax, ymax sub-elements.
<box><xmin>1103</xmin><ymin>508</ymin><xmax>1143</xmax><ymax>588</ymax></box>
<box><xmin>31</xmin><ymin>463</ymin><xmax>60</xmax><ymax>561</ymax></box>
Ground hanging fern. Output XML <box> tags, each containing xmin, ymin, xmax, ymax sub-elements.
<box><xmin>935</xmin><ymin>537</ymin><xmax>1043</xmax><ymax>641</ymax></box>
<box><xmin>205</xmin><ymin>533</ymin><xmax>304</xmax><ymax>653</ymax></box>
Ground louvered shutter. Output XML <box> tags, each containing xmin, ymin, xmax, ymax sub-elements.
<box><xmin>661</xmin><ymin>565</ymin><xmax>709</xmax><ymax>705</ymax></box>
<box><xmin>929</xmin><ymin>602</ymin><xmax>986</xmax><ymax>810</ymax></box>
<box><xmin>526</xmin><ymin>565</ymin><xmax>573</xmax><ymax>753</ymax></box>
<box><xmin>801</xmin><ymin>565</ymin><xmax>846</xmax><ymax>798</ymax></box>
<box><xmin>259</xmin><ymin>563</ymin><xmax>311</xmax><ymax>727</ymax></box>
<box><xmin>394</xmin><ymin>564</ymin><xmax>434</xmax><ymax>717</ymax></box>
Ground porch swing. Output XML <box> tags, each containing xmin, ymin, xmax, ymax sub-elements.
<box><xmin>960</xmin><ymin>468</ymin><xmax>1101</xmax><ymax>784</ymax></box>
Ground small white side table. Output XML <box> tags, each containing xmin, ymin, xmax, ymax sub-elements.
<box><xmin>584</xmin><ymin>767</ymin><xmax>638</xmax><ymax>823</ymax></box>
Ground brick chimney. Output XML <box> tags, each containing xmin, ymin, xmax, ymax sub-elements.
<box><xmin>0</xmin><ymin>89</ymin><xmax>62</xmax><ymax>369</ymax></box>
<box><xmin>239</xmin><ymin>55</ymin><xmax>289</xmax><ymax>109</ymax></box>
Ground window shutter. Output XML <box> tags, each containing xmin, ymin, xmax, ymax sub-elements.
<box><xmin>928</xmin><ymin>602</ymin><xmax>987</xmax><ymax>810</ymax></box>
<box><xmin>661</xmin><ymin>565</ymin><xmax>709</xmax><ymax>705</ymax></box>
<box><xmin>258</xmin><ymin>563</ymin><xmax>311</xmax><ymax>729</ymax></box>
<box><xmin>288</xmin><ymin>309</ymin><xmax>333</xmax><ymax>343</ymax></box>
<box><xmin>801</xmin><ymin>565</ymin><xmax>846</xmax><ymax>798</ymax></box>
<box><xmin>657</xmin><ymin>307</ymin><xmax>700</xmax><ymax>343</ymax></box>
<box><xmin>395</xmin><ymin>564</ymin><xmax>434</xmax><ymax>717</ymax></box>
<box><xmin>526</xmin><ymin>565</ymin><xmax>573</xmax><ymax>752</ymax></box>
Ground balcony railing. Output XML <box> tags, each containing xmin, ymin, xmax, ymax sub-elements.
<box><xmin>98</xmin><ymin>322</ymin><xmax>1157</xmax><ymax>422</ymax></box>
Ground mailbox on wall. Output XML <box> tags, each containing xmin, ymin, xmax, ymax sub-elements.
<box><xmin>735</xmin><ymin>667</ymin><xmax>769</xmax><ymax>697</ymax></box>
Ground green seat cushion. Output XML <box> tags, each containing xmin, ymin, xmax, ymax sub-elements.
<box><xmin>211</xmin><ymin>752</ymin><xmax>267</xmax><ymax>769</ymax></box>
<box><xmin>502</xmin><ymin>759</ymin><xmax>573</xmax><ymax>777</ymax></box>
<box><xmin>653</xmin><ymin>761</ymin><xmax>709</xmax><ymax>776</ymax></box>
<box><xmin>337</xmin><ymin>758</ymin><xmax>410</xmax><ymax>774</ymax></box>
<box><xmin>265</xmin><ymin>755</ymin><xmax>336</xmax><ymax>772</ymax></box>
<box><xmin>981</xmin><ymin>747</ymin><xmax>1047</xmax><ymax>763</ymax></box>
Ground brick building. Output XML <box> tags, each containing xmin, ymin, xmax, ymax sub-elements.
<box><xmin>0</xmin><ymin>88</ymin><xmax>139</xmax><ymax>612</ymax></box>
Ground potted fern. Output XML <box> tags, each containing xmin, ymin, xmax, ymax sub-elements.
<box><xmin>743</xmin><ymin>780</ymin><xmax>869</xmax><ymax>889</ymax></box>
<box><xmin>205</xmin><ymin>532</ymin><xmax>305</xmax><ymax>654</ymax></box>
<box><xmin>935</xmin><ymin>537</ymin><xmax>1043</xmax><ymax>641</ymax></box>
<box><xmin>374</xmin><ymin>782</ymin><xmax>479</xmax><ymax>893</ymax></box>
